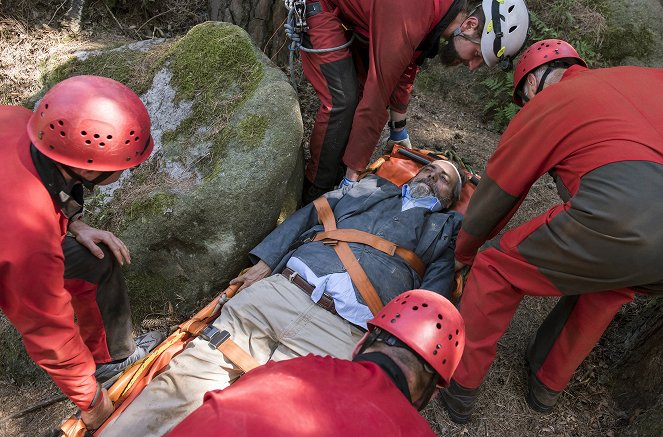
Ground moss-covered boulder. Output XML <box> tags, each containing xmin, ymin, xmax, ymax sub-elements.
<box><xmin>43</xmin><ymin>22</ymin><xmax>304</xmax><ymax>318</ymax></box>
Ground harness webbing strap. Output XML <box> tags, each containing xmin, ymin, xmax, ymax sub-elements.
<box><xmin>313</xmin><ymin>229</ymin><xmax>426</xmax><ymax>278</ymax></box>
<box><xmin>201</xmin><ymin>325</ymin><xmax>260</xmax><ymax>374</ymax></box>
<box><xmin>313</xmin><ymin>197</ymin><xmax>384</xmax><ymax>315</ymax></box>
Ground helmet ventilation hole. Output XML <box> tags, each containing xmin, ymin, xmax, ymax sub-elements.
<box><xmin>99</xmin><ymin>142</ymin><xmax>105</xmax><ymax>147</ymax></box>
<box><xmin>85</xmin><ymin>140</ymin><xmax>91</xmax><ymax>145</ymax></box>
<box><xmin>87</xmin><ymin>159</ymin><xmax>93</xmax><ymax>163</ymax></box>
<box><xmin>126</xmin><ymin>157</ymin><xmax>131</xmax><ymax>161</ymax></box>
<box><xmin>130</xmin><ymin>130</ymin><xmax>135</xmax><ymax>135</ymax></box>
<box><xmin>412</xmin><ymin>306</ymin><xmax>419</xmax><ymax>311</ymax></box>
<box><xmin>422</xmin><ymin>303</ymin><xmax>428</xmax><ymax>307</ymax></box>
<box><xmin>436</xmin><ymin>323</ymin><xmax>442</xmax><ymax>329</ymax></box>
<box><xmin>44</xmin><ymin>104</ymin><xmax>49</xmax><ymax>109</ymax></box>
<box><xmin>455</xmin><ymin>341</ymin><xmax>459</xmax><ymax>347</ymax></box>
<box><xmin>60</xmin><ymin>131</ymin><xmax>66</xmax><ymax>137</ymax></box>
<box><xmin>508</xmin><ymin>5</ymin><xmax>514</xmax><ymax>12</ymax></box>
<box><xmin>448</xmin><ymin>334</ymin><xmax>453</xmax><ymax>340</ymax></box>
<box><xmin>436</xmin><ymin>344</ymin><xmax>441</xmax><ymax>349</ymax></box>
<box><xmin>390</xmin><ymin>319</ymin><xmax>397</xmax><ymax>323</ymax></box>
<box><xmin>135</xmin><ymin>136</ymin><xmax>140</xmax><ymax>142</ymax></box>
<box><xmin>107</xmin><ymin>135</ymin><xmax>112</xmax><ymax>139</ymax></box>
<box><xmin>94</xmin><ymin>134</ymin><xmax>100</xmax><ymax>139</ymax></box>
<box><xmin>381</xmin><ymin>314</ymin><xmax>386</xmax><ymax>318</ymax></box>
<box><xmin>395</xmin><ymin>313</ymin><xmax>400</xmax><ymax>318</ymax></box>
<box><xmin>58</xmin><ymin>120</ymin><xmax>64</xmax><ymax>126</ymax></box>
<box><xmin>442</xmin><ymin>359</ymin><xmax>447</xmax><ymax>365</ymax></box>
<box><xmin>456</xmin><ymin>329</ymin><xmax>459</xmax><ymax>335</ymax></box>
<box><xmin>125</xmin><ymin>140</ymin><xmax>131</xmax><ymax>144</ymax></box>
<box><xmin>81</xmin><ymin>131</ymin><xmax>87</xmax><ymax>136</ymax></box>
<box><xmin>49</xmin><ymin>124</ymin><xmax>55</xmax><ymax>129</ymax></box>
<box><xmin>433</xmin><ymin>350</ymin><xmax>438</xmax><ymax>355</ymax></box>
<box><xmin>438</xmin><ymin>314</ymin><xmax>443</xmax><ymax>320</ymax></box>
<box><xmin>509</xmin><ymin>26</ymin><xmax>517</xmax><ymax>33</ymax></box>
<box><xmin>48</xmin><ymin>145</ymin><xmax>55</xmax><ymax>150</ymax></box>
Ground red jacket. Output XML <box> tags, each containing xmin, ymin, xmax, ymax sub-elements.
<box><xmin>328</xmin><ymin>0</ymin><xmax>457</xmax><ymax>171</ymax></box>
<box><xmin>167</xmin><ymin>355</ymin><xmax>436</xmax><ymax>436</ymax></box>
<box><xmin>0</xmin><ymin>106</ymin><xmax>97</xmax><ymax>409</ymax></box>
<box><xmin>456</xmin><ymin>66</ymin><xmax>663</xmax><ymax>264</ymax></box>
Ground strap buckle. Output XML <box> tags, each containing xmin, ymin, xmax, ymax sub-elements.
<box><xmin>200</xmin><ymin>325</ymin><xmax>231</xmax><ymax>350</ymax></box>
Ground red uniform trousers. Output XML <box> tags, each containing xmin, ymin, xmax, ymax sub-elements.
<box><xmin>454</xmin><ymin>245</ymin><xmax>635</xmax><ymax>392</ymax></box>
<box><xmin>454</xmin><ymin>161</ymin><xmax>663</xmax><ymax>393</ymax></box>
<box><xmin>301</xmin><ymin>6</ymin><xmax>367</xmax><ymax>190</ymax></box>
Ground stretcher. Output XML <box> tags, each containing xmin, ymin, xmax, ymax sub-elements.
<box><xmin>56</xmin><ymin>144</ymin><xmax>479</xmax><ymax>436</ymax></box>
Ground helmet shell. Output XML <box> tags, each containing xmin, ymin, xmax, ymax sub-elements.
<box><xmin>513</xmin><ymin>39</ymin><xmax>587</xmax><ymax>105</ymax></box>
<box><xmin>481</xmin><ymin>0</ymin><xmax>530</xmax><ymax>67</ymax></box>
<box><xmin>368</xmin><ymin>289</ymin><xmax>465</xmax><ymax>387</ymax></box>
<box><xmin>27</xmin><ymin>75</ymin><xmax>154</xmax><ymax>171</ymax></box>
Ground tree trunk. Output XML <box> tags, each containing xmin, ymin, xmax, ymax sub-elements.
<box><xmin>208</xmin><ymin>0</ymin><xmax>289</xmax><ymax>64</ymax></box>
<box><xmin>609</xmin><ymin>296</ymin><xmax>663</xmax><ymax>436</ymax></box>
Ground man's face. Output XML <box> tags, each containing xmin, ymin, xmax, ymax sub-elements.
<box><xmin>409</xmin><ymin>161</ymin><xmax>460</xmax><ymax>208</ymax></box>
<box><xmin>439</xmin><ymin>17</ymin><xmax>484</xmax><ymax>71</ymax></box>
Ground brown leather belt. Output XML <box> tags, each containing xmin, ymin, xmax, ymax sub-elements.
<box><xmin>282</xmin><ymin>267</ymin><xmax>338</xmax><ymax>316</ymax></box>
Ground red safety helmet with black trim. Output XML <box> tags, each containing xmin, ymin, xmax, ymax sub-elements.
<box><xmin>27</xmin><ymin>75</ymin><xmax>154</xmax><ymax>171</ymax></box>
<box><xmin>513</xmin><ymin>39</ymin><xmax>587</xmax><ymax>106</ymax></box>
<box><xmin>368</xmin><ymin>289</ymin><xmax>465</xmax><ymax>387</ymax></box>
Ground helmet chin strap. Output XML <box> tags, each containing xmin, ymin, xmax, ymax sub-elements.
<box><xmin>60</xmin><ymin>165</ymin><xmax>115</xmax><ymax>190</ymax></box>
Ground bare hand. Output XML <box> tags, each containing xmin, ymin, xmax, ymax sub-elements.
<box><xmin>229</xmin><ymin>260</ymin><xmax>272</xmax><ymax>292</ymax></box>
<box><xmin>69</xmin><ymin>221</ymin><xmax>131</xmax><ymax>266</ymax></box>
<box><xmin>81</xmin><ymin>388</ymin><xmax>113</xmax><ymax>431</ymax></box>
<box><xmin>454</xmin><ymin>259</ymin><xmax>467</xmax><ymax>272</ymax></box>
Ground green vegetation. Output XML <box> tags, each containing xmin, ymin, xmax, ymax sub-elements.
<box><xmin>237</xmin><ymin>115</ymin><xmax>268</xmax><ymax>147</ymax></box>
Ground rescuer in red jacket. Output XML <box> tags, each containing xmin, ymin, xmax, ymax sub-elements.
<box><xmin>294</xmin><ymin>0</ymin><xmax>530</xmax><ymax>203</ymax></box>
<box><xmin>438</xmin><ymin>40</ymin><xmax>663</xmax><ymax>422</ymax></box>
<box><xmin>0</xmin><ymin>75</ymin><xmax>164</xmax><ymax>430</ymax></box>
<box><xmin>166</xmin><ymin>289</ymin><xmax>465</xmax><ymax>436</ymax></box>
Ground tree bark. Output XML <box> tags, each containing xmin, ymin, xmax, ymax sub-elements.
<box><xmin>208</xmin><ymin>0</ymin><xmax>289</xmax><ymax>64</ymax></box>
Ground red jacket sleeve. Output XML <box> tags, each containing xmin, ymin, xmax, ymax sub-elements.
<box><xmin>389</xmin><ymin>62</ymin><xmax>419</xmax><ymax>113</ymax></box>
<box><xmin>342</xmin><ymin>0</ymin><xmax>438</xmax><ymax>171</ymax></box>
<box><xmin>1</xmin><ymin>231</ymin><xmax>98</xmax><ymax>410</ymax></box>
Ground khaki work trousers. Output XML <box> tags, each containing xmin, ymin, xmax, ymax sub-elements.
<box><xmin>100</xmin><ymin>274</ymin><xmax>365</xmax><ymax>436</ymax></box>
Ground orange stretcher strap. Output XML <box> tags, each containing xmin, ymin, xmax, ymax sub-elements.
<box><xmin>313</xmin><ymin>197</ymin><xmax>384</xmax><ymax>315</ymax></box>
<box><xmin>313</xmin><ymin>229</ymin><xmax>426</xmax><ymax>278</ymax></box>
<box><xmin>199</xmin><ymin>325</ymin><xmax>260</xmax><ymax>373</ymax></box>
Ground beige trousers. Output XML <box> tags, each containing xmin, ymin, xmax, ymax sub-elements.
<box><xmin>100</xmin><ymin>275</ymin><xmax>364</xmax><ymax>436</ymax></box>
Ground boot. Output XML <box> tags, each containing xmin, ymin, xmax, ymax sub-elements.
<box><xmin>438</xmin><ymin>379</ymin><xmax>480</xmax><ymax>424</ymax></box>
<box><xmin>94</xmin><ymin>331</ymin><xmax>165</xmax><ymax>382</ymax></box>
<box><xmin>525</xmin><ymin>336</ymin><xmax>562</xmax><ymax>413</ymax></box>
<box><xmin>527</xmin><ymin>371</ymin><xmax>561</xmax><ymax>413</ymax></box>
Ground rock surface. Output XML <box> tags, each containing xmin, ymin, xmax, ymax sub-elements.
<box><xmin>43</xmin><ymin>21</ymin><xmax>303</xmax><ymax>316</ymax></box>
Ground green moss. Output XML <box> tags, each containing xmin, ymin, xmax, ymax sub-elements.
<box><xmin>45</xmin><ymin>43</ymin><xmax>171</xmax><ymax>96</ymax></box>
<box><xmin>159</xmin><ymin>22</ymin><xmax>266</xmax><ymax>178</ymax></box>
<box><xmin>237</xmin><ymin>115</ymin><xmax>268</xmax><ymax>146</ymax></box>
<box><xmin>127</xmin><ymin>191</ymin><xmax>177</xmax><ymax>222</ymax></box>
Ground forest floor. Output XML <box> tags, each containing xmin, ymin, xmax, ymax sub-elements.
<box><xmin>0</xmin><ymin>2</ymin><xmax>644</xmax><ymax>436</ymax></box>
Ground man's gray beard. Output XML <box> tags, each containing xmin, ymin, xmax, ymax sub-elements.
<box><xmin>410</xmin><ymin>181</ymin><xmax>434</xmax><ymax>198</ymax></box>
<box><xmin>410</xmin><ymin>181</ymin><xmax>452</xmax><ymax>208</ymax></box>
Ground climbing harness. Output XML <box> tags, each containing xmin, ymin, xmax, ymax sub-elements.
<box><xmin>284</xmin><ymin>0</ymin><xmax>356</xmax><ymax>86</ymax></box>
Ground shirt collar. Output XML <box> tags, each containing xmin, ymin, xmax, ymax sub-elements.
<box><xmin>401</xmin><ymin>184</ymin><xmax>442</xmax><ymax>212</ymax></box>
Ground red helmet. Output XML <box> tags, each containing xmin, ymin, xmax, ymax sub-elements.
<box><xmin>27</xmin><ymin>75</ymin><xmax>154</xmax><ymax>171</ymax></box>
<box><xmin>368</xmin><ymin>289</ymin><xmax>465</xmax><ymax>387</ymax></box>
<box><xmin>513</xmin><ymin>39</ymin><xmax>587</xmax><ymax>106</ymax></box>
